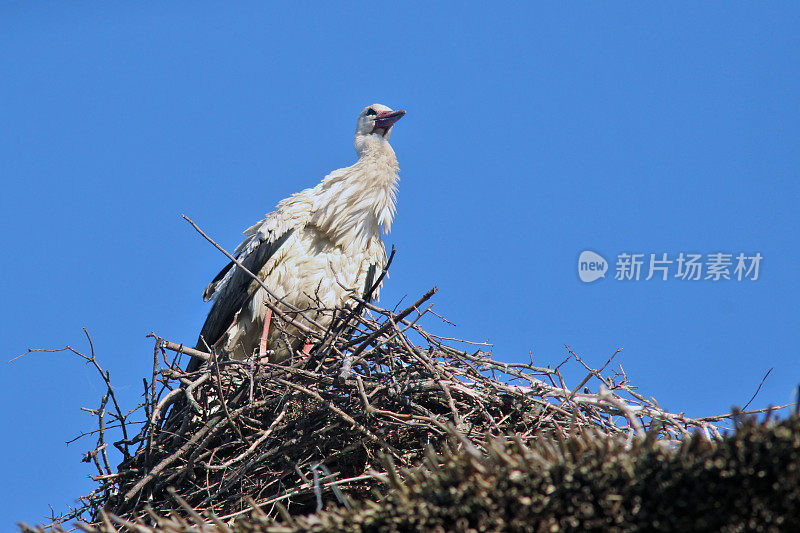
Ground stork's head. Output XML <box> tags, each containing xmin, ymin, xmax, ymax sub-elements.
<box><xmin>354</xmin><ymin>104</ymin><xmax>405</xmax><ymax>154</ymax></box>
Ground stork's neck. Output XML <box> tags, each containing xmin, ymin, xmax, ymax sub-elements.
<box><xmin>351</xmin><ymin>136</ymin><xmax>399</xmax><ymax>233</ymax></box>
<box><xmin>311</xmin><ymin>134</ymin><xmax>399</xmax><ymax>249</ymax></box>
<box><xmin>354</xmin><ymin>131</ymin><xmax>395</xmax><ymax>158</ymax></box>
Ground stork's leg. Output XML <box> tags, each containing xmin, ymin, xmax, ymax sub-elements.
<box><xmin>258</xmin><ymin>307</ymin><xmax>273</xmax><ymax>361</ymax></box>
<box><xmin>301</xmin><ymin>341</ymin><xmax>313</xmax><ymax>355</ymax></box>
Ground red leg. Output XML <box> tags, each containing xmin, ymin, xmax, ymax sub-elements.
<box><xmin>301</xmin><ymin>341</ymin><xmax>313</xmax><ymax>354</ymax></box>
<box><xmin>259</xmin><ymin>307</ymin><xmax>273</xmax><ymax>361</ymax></box>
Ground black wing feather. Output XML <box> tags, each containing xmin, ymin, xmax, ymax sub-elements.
<box><xmin>187</xmin><ymin>228</ymin><xmax>294</xmax><ymax>371</ymax></box>
<box><xmin>363</xmin><ymin>264</ymin><xmax>377</xmax><ymax>302</ymax></box>
<box><xmin>203</xmin><ymin>261</ymin><xmax>235</xmax><ymax>301</ymax></box>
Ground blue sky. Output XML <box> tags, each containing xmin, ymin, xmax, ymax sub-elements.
<box><xmin>2</xmin><ymin>2</ymin><xmax>798</xmax><ymax>528</ymax></box>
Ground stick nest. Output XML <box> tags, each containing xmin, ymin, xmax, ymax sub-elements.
<box><xmin>42</xmin><ymin>287</ymin><xmax>767</xmax><ymax>529</ymax></box>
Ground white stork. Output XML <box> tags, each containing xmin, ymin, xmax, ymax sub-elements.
<box><xmin>187</xmin><ymin>104</ymin><xmax>405</xmax><ymax>371</ymax></box>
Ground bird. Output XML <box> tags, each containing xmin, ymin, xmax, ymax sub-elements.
<box><xmin>186</xmin><ymin>104</ymin><xmax>405</xmax><ymax>372</ymax></box>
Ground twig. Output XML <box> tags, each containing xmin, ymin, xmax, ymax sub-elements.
<box><xmin>743</xmin><ymin>367</ymin><xmax>773</xmax><ymax>410</ymax></box>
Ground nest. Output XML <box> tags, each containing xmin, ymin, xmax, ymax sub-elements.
<box><xmin>29</xmin><ymin>277</ymin><xmax>770</xmax><ymax>531</ymax></box>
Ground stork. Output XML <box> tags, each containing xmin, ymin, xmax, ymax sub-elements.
<box><xmin>186</xmin><ymin>104</ymin><xmax>405</xmax><ymax>371</ymax></box>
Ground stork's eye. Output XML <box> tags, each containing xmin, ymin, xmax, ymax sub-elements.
<box><xmin>365</xmin><ymin>108</ymin><xmax>377</xmax><ymax>116</ymax></box>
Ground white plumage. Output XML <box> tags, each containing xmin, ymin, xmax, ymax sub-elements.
<box><xmin>188</xmin><ymin>104</ymin><xmax>405</xmax><ymax>369</ymax></box>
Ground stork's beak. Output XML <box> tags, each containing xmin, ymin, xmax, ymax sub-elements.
<box><xmin>374</xmin><ymin>109</ymin><xmax>406</xmax><ymax>129</ymax></box>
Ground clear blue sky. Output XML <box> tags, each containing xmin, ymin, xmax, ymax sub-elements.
<box><xmin>2</xmin><ymin>3</ymin><xmax>798</xmax><ymax>528</ymax></box>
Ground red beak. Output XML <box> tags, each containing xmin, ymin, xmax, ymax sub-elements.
<box><xmin>374</xmin><ymin>109</ymin><xmax>406</xmax><ymax>129</ymax></box>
